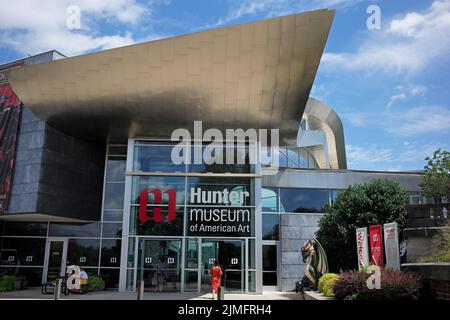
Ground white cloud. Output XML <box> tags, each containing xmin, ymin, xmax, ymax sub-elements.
<box><xmin>387</xmin><ymin>93</ymin><xmax>407</xmax><ymax>107</ymax></box>
<box><xmin>387</xmin><ymin>84</ymin><xmax>426</xmax><ymax>107</ymax></box>
<box><xmin>409</xmin><ymin>84</ymin><xmax>426</xmax><ymax>96</ymax></box>
<box><xmin>322</xmin><ymin>0</ymin><xmax>450</xmax><ymax>74</ymax></box>
<box><xmin>344</xmin><ymin>105</ymin><xmax>450</xmax><ymax>135</ymax></box>
<box><xmin>346</xmin><ymin>144</ymin><xmax>394</xmax><ymax>165</ymax></box>
<box><xmin>346</xmin><ymin>143</ymin><xmax>443</xmax><ymax>170</ymax></box>
<box><xmin>385</xmin><ymin>105</ymin><xmax>450</xmax><ymax>135</ymax></box>
<box><xmin>0</xmin><ymin>0</ymin><xmax>159</xmax><ymax>56</ymax></box>
<box><xmin>205</xmin><ymin>0</ymin><xmax>362</xmax><ymax>28</ymax></box>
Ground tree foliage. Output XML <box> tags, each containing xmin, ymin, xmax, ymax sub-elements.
<box><xmin>316</xmin><ymin>179</ymin><xmax>408</xmax><ymax>272</ymax></box>
<box><xmin>420</xmin><ymin>149</ymin><xmax>450</xmax><ymax>202</ymax></box>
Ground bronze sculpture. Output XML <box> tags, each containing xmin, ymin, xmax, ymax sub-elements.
<box><xmin>301</xmin><ymin>238</ymin><xmax>329</xmax><ymax>290</ymax></box>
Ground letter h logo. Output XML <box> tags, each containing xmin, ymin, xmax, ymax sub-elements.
<box><xmin>139</xmin><ymin>189</ymin><xmax>176</xmax><ymax>223</ymax></box>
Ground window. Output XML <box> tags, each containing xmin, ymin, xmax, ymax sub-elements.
<box><xmin>187</xmin><ymin>176</ymin><xmax>254</xmax><ymax>207</ymax></box>
<box><xmin>100</xmin><ymin>268</ymin><xmax>120</xmax><ymax>288</ymax></box>
<box><xmin>185</xmin><ymin>239</ymin><xmax>198</xmax><ymax>269</ymax></box>
<box><xmin>0</xmin><ymin>238</ymin><xmax>46</xmax><ymax>266</ymax></box>
<box><xmin>280</xmin><ymin>188</ymin><xmax>330</xmax><ymax>213</ymax></box>
<box><xmin>129</xmin><ymin>207</ymin><xmax>184</xmax><ymax>236</ymax></box>
<box><xmin>331</xmin><ymin>189</ymin><xmax>343</xmax><ymax>203</ymax></box>
<box><xmin>131</xmin><ymin>176</ymin><xmax>185</xmax><ymax>205</ymax></box>
<box><xmin>102</xmin><ymin>223</ymin><xmax>122</xmax><ymax>238</ymax></box>
<box><xmin>262</xmin><ymin>214</ymin><xmax>279</xmax><ymax>240</ymax></box>
<box><xmin>261</xmin><ymin>188</ymin><xmax>278</xmax><ymax>212</ymax></box>
<box><xmin>133</xmin><ymin>142</ymin><xmax>185</xmax><ymax>173</ymax></box>
<box><xmin>105</xmin><ymin>157</ymin><xmax>126</xmax><ymax>182</ymax></box>
<box><xmin>100</xmin><ymin>239</ymin><xmax>121</xmax><ymax>267</ymax></box>
<box><xmin>2</xmin><ymin>222</ymin><xmax>47</xmax><ymax>237</ymax></box>
<box><xmin>49</xmin><ymin>223</ymin><xmax>101</xmax><ymax>238</ymax></box>
<box><xmin>67</xmin><ymin>239</ymin><xmax>100</xmax><ymax>266</ymax></box>
<box><xmin>104</xmin><ymin>182</ymin><xmax>125</xmax><ymax>210</ymax></box>
<box><xmin>189</xmin><ymin>143</ymin><xmax>255</xmax><ymax>174</ymax></box>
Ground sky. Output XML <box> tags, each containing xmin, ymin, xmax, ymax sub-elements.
<box><xmin>0</xmin><ymin>0</ymin><xmax>449</xmax><ymax>171</ymax></box>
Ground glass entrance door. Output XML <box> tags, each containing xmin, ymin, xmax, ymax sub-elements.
<box><xmin>43</xmin><ymin>238</ymin><xmax>68</xmax><ymax>283</ymax></box>
<box><xmin>262</xmin><ymin>242</ymin><xmax>279</xmax><ymax>290</ymax></box>
<box><xmin>137</xmin><ymin>239</ymin><xmax>182</xmax><ymax>292</ymax></box>
<box><xmin>201</xmin><ymin>239</ymin><xmax>244</xmax><ymax>293</ymax></box>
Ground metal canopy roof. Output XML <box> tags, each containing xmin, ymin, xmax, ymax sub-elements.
<box><xmin>6</xmin><ymin>9</ymin><xmax>334</xmax><ymax>143</ymax></box>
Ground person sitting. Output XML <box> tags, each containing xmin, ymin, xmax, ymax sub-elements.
<box><xmin>79</xmin><ymin>268</ymin><xmax>89</xmax><ymax>293</ymax></box>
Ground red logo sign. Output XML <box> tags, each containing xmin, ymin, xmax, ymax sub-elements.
<box><xmin>138</xmin><ymin>189</ymin><xmax>176</xmax><ymax>223</ymax></box>
<box><xmin>369</xmin><ymin>224</ymin><xmax>384</xmax><ymax>267</ymax></box>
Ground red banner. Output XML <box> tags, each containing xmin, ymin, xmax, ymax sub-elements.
<box><xmin>0</xmin><ymin>84</ymin><xmax>22</xmax><ymax>214</ymax></box>
<box><xmin>369</xmin><ymin>224</ymin><xmax>384</xmax><ymax>267</ymax></box>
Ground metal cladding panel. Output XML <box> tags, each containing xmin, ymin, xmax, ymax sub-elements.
<box><xmin>6</xmin><ymin>10</ymin><xmax>334</xmax><ymax>143</ymax></box>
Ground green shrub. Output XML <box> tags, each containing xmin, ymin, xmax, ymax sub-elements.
<box><xmin>0</xmin><ymin>275</ymin><xmax>16</xmax><ymax>292</ymax></box>
<box><xmin>321</xmin><ymin>274</ymin><xmax>340</xmax><ymax>297</ymax></box>
<box><xmin>333</xmin><ymin>269</ymin><xmax>422</xmax><ymax>300</ymax></box>
<box><xmin>17</xmin><ymin>275</ymin><xmax>28</xmax><ymax>289</ymax></box>
<box><xmin>419</xmin><ymin>224</ymin><xmax>450</xmax><ymax>263</ymax></box>
<box><xmin>88</xmin><ymin>275</ymin><xmax>105</xmax><ymax>292</ymax></box>
<box><xmin>318</xmin><ymin>273</ymin><xmax>339</xmax><ymax>293</ymax></box>
<box><xmin>316</xmin><ymin>179</ymin><xmax>408</xmax><ymax>271</ymax></box>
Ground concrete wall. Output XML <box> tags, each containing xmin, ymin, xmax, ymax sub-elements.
<box><xmin>6</xmin><ymin>106</ymin><xmax>105</xmax><ymax>221</ymax></box>
<box><xmin>268</xmin><ymin>167</ymin><xmax>424</xmax><ymax>291</ymax></box>
<box><xmin>280</xmin><ymin>213</ymin><xmax>323</xmax><ymax>291</ymax></box>
<box><xmin>263</xmin><ymin>168</ymin><xmax>423</xmax><ymax>192</ymax></box>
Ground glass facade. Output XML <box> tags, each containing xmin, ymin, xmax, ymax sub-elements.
<box><xmin>124</xmin><ymin>140</ymin><xmax>257</xmax><ymax>293</ymax></box>
<box><xmin>0</xmin><ymin>144</ymin><xmax>127</xmax><ymax>288</ymax></box>
<box><xmin>0</xmin><ymin>137</ymin><xmax>425</xmax><ymax>293</ymax></box>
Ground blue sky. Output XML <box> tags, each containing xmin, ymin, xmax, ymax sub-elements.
<box><xmin>1</xmin><ymin>0</ymin><xmax>449</xmax><ymax>171</ymax></box>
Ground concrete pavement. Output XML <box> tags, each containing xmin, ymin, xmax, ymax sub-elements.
<box><xmin>0</xmin><ymin>288</ymin><xmax>304</xmax><ymax>300</ymax></box>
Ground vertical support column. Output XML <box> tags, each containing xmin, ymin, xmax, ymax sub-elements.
<box><xmin>181</xmin><ymin>237</ymin><xmax>186</xmax><ymax>292</ymax></box>
<box><xmin>245</xmin><ymin>238</ymin><xmax>248</xmax><ymax>293</ymax></box>
<box><xmin>254</xmin><ymin>163</ymin><xmax>263</xmax><ymax>294</ymax></box>
<box><xmin>197</xmin><ymin>238</ymin><xmax>202</xmax><ymax>293</ymax></box>
<box><xmin>119</xmin><ymin>138</ymin><xmax>135</xmax><ymax>292</ymax></box>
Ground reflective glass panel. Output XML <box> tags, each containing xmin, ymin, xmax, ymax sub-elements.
<box><xmin>48</xmin><ymin>223</ymin><xmax>101</xmax><ymax>238</ymax></box>
<box><xmin>67</xmin><ymin>239</ymin><xmax>100</xmax><ymax>266</ymax></box>
<box><xmin>185</xmin><ymin>239</ymin><xmax>198</xmax><ymax>269</ymax></box>
<box><xmin>106</xmin><ymin>158</ymin><xmax>126</xmax><ymax>182</ymax></box>
<box><xmin>187</xmin><ymin>176</ymin><xmax>254</xmax><ymax>207</ymax></box>
<box><xmin>104</xmin><ymin>183</ymin><xmax>125</xmax><ymax>210</ymax></box>
<box><xmin>102</xmin><ymin>223</ymin><xmax>122</xmax><ymax>238</ymax></box>
<box><xmin>280</xmin><ymin>188</ymin><xmax>330</xmax><ymax>213</ymax></box>
<box><xmin>131</xmin><ymin>176</ymin><xmax>185</xmax><ymax>205</ymax></box>
<box><xmin>100</xmin><ymin>268</ymin><xmax>120</xmax><ymax>288</ymax></box>
<box><xmin>134</xmin><ymin>142</ymin><xmax>185</xmax><ymax>173</ymax></box>
<box><xmin>130</xmin><ymin>207</ymin><xmax>184</xmax><ymax>236</ymax></box>
<box><xmin>261</xmin><ymin>188</ymin><xmax>278</xmax><ymax>212</ymax></box>
<box><xmin>0</xmin><ymin>237</ymin><xmax>46</xmax><ymax>266</ymax></box>
<box><xmin>3</xmin><ymin>222</ymin><xmax>47</xmax><ymax>236</ymax></box>
<box><xmin>189</xmin><ymin>143</ymin><xmax>254</xmax><ymax>173</ymax></box>
<box><xmin>262</xmin><ymin>214</ymin><xmax>279</xmax><ymax>240</ymax></box>
<box><xmin>100</xmin><ymin>239</ymin><xmax>121</xmax><ymax>267</ymax></box>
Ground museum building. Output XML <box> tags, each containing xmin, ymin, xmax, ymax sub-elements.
<box><xmin>0</xmin><ymin>9</ymin><xmax>424</xmax><ymax>293</ymax></box>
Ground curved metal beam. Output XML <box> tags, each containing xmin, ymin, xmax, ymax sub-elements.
<box><xmin>303</xmin><ymin>97</ymin><xmax>347</xmax><ymax>169</ymax></box>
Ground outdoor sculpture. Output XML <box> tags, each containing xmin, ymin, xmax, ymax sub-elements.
<box><xmin>300</xmin><ymin>238</ymin><xmax>329</xmax><ymax>290</ymax></box>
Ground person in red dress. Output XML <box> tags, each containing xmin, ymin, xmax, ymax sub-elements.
<box><xmin>210</xmin><ymin>260</ymin><xmax>223</xmax><ymax>299</ymax></box>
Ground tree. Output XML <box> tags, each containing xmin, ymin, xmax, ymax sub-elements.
<box><xmin>420</xmin><ymin>149</ymin><xmax>450</xmax><ymax>203</ymax></box>
<box><xmin>316</xmin><ymin>179</ymin><xmax>408</xmax><ymax>272</ymax></box>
